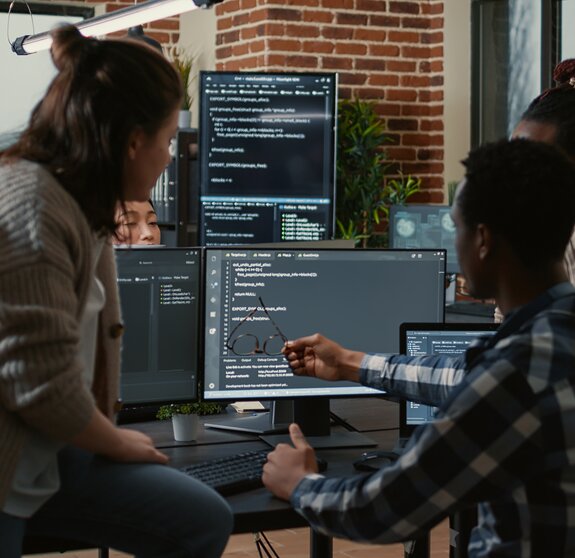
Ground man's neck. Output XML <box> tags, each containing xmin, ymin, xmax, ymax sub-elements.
<box><xmin>496</xmin><ymin>262</ymin><xmax>568</xmax><ymax>317</ymax></box>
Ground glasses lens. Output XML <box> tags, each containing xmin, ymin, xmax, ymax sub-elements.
<box><xmin>231</xmin><ymin>334</ymin><xmax>258</xmax><ymax>355</ymax></box>
<box><xmin>264</xmin><ymin>335</ymin><xmax>285</xmax><ymax>356</ymax></box>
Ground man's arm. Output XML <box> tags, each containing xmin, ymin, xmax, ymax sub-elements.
<box><xmin>265</xmin><ymin>358</ymin><xmax>540</xmax><ymax>544</ymax></box>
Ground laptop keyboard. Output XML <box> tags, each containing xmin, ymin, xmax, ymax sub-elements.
<box><xmin>179</xmin><ymin>449</ymin><xmax>270</xmax><ymax>496</ymax></box>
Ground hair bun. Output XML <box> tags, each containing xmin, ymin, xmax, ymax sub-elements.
<box><xmin>50</xmin><ymin>24</ymin><xmax>95</xmax><ymax>72</ymax></box>
<box><xmin>553</xmin><ymin>59</ymin><xmax>575</xmax><ymax>85</ymax></box>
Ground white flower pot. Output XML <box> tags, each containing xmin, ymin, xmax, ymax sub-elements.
<box><xmin>178</xmin><ymin>109</ymin><xmax>191</xmax><ymax>128</ymax></box>
<box><xmin>171</xmin><ymin>413</ymin><xmax>199</xmax><ymax>442</ymax></box>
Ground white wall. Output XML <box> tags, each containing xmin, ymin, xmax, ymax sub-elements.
<box><xmin>178</xmin><ymin>7</ymin><xmax>218</xmax><ymax>127</ymax></box>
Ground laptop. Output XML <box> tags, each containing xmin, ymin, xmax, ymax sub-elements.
<box><xmin>397</xmin><ymin>322</ymin><xmax>498</xmax><ymax>449</ymax></box>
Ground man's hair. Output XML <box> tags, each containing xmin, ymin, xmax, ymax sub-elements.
<box><xmin>459</xmin><ymin>139</ymin><xmax>575</xmax><ymax>269</ymax></box>
<box><xmin>521</xmin><ymin>59</ymin><xmax>575</xmax><ymax>158</ymax></box>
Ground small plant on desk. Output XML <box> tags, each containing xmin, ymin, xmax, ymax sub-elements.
<box><xmin>156</xmin><ymin>402</ymin><xmax>224</xmax><ymax>442</ymax></box>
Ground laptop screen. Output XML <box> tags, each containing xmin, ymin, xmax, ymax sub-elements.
<box><xmin>398</xmin><ymin>322</ymin><xmax>498</xmax><ymax>437</ymax></box>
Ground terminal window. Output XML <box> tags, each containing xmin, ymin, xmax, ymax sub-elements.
<box><xmin>198</xmin><ymin>71</ymin><xmax>337</xmax><ymax>246</ymax></box>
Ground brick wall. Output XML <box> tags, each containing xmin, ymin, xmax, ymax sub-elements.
<box><xmin>89</xmin><ymin>1</ymin><xmax>182</xmax><ymax>47</ymax></box>
<box><xmin>214</xmin><ymin>0</ymin><xmax>446</xmax><ymax>204</ymax></box>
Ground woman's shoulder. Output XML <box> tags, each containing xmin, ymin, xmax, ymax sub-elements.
<box><xmin>0</xmin><ymin>159</ymin><xmax>92</xmax><ymax>267</ymax></box>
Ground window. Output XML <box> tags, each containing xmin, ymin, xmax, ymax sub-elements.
<box><xmin>471</xmin><ymin>0</ymin><xmax>569</xmax><ymax>147</ymax></box>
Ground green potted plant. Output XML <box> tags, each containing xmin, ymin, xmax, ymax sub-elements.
<box><xmin>156</xmin><ymin>401</ymin><xmax>224</xmax><ymax>442</ymax></box>
<box><xmin>169</xmin><ymin>47</ymin><xmax>194</xmax><ymax>128</ymax></box>
<box><xmin>336</xmin><ymin>99</ymin><xmax>421</xmax><ymax>247</ymax></box>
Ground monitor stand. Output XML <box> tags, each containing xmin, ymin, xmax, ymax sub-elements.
<box><xmin>204</xmin><ymin>397</ymin><xmax>377</xmax><ymax>449</ymax></box>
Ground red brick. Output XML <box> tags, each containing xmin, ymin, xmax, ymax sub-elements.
<box><xmin>403</xmin><ymin>133</ymin><xmax>443</xmax><ymax>146</ymax></box>
<box><xmin>268</xmin><ymin>8</ymin><xmax>302</xmax><ymax>21</ymax></box>
<box><xmin>322</xmin><ymin>26</ymin><xmax>355</xmax><ymax>40</ymax></box>
<box><xmin>335</xmin><ymin>43</ymin><xmax>368</xmax><ymax>56</ymax></box>
<box><xmin>421</xmin><ymin>31</ymin><xmax>444</xmax><ymax>44</ymax></box>
<box><xmin>369</xmin><ymin>74</ymin><xmax>400</xmax><ymax>87</ymax></box>
<box><xmin>268</xmin><ymin>39</ymin><xmax>302</xmax><ymax>50</ymax></box>
<box><xmin>402</xmin><ymin>17</ymin><xmax>429</xmax><ymax>30</ymax></box>
<box><xmin>322</xmin><ymin>0</ymin><xmax>354</xmax><ymax>8</ymax></box>
<box><xmin>401</xmin><ymin>75</ymin><xmax>431</xmax><ymax>87</ymax></box>
<box><xmin>387</xmin><ymin>88</ymin><xmax>418</xmax><ymax>102</ymax></box>
<box><xmin>355</xmin><ymin>28</ymin><xmax>387</xmax><ymax>42</ymax></box>
<box><xmin>241</xmin><ymin>0</ymin><xmax>258</xmax><ymax>8</ymax></box>
<box><xmin>402</xmin><ymin>46</ymin><xmax>432</xmax><ymax>59</ymax></box>
<box><xmin>336</xmin><ymin>12</ymin><xmax>368</xmax><ymax>26</ymax></box>
<box><xmin>418</xmin><ymin>148</ymin><xmax>444</xmax><ymax>160</ymax></box>
<box><xmin>402</xmin><ymin>162</ymin><xmax>444</xmax><ymax>175</ymax></box>
<box><xmin>387</xmin><ymin>147</ymin><xmax>417</xmax><ymax>161</ymax></box>
<box><xmin>370</xmin><ymin>15</ymin><xmax>401</xmax><ymax>27</ymax></box>
<box><xmin>369</xmin><ymin>44</ymin><xmax>400</xmax><ymax>57</ymax></box>
<box><xmin>357</xmin><ymin>0</ymin><xmax>390</xmax><ymax>11</ymax></box>
<box><xmin>286</xmin><ymin>24</ymin><xmax>321</xmax><ymax>38</ymax></box>
<box><xmin>356</xmin><ymin>58</ymin><xmax>387</xmax><ymax>72</ymax></box>
<box><xmin>322</xmin><ymin>57</ymin><xmax>354</xmax><ymax>70</ymax></box>
<box><xmin>421</xmin><ymin>2</ymin><xmax>444</xmax><ymax>15</ymax></box>
<box><xmin>303</xmin><ymin>40</ymin><xmax>336</xmax><ymax>53</ymax></box>
<box><xmin>389</xmin><ymin>1</ymin><xmax>420</xmax><ymax>15</ymax></box>
<box><xmin>420</xmin><ymin>120</ymin><xmax>444</xmax><ymax>132</ymax></box>
<box><xmin>386</xmin><ymin>60</ymin><xmax>417</xmax><ymax>72</ymax></box>
<box><xmin>387</xmin><ymin>118</ymin><xmax>419</xmax><ymax>131</ymax></box>
<box><xmin>338</xmin><ymin>72</ymin><xmax>368</xmax><ymax>86</ymax></box>
<box><xmin>388</xmin><ymin>30</ymin><xmax>420</xmax><ymax>43</ymax></box>
<box><xmin>303</xmin><ymin>10</ymin><xmax>334</xmax><ymax>23</ymax></box>
<box><xmin>250</xmin><ymin>40</ymin><xmax>266</xmax><ymax>53</ymax></box>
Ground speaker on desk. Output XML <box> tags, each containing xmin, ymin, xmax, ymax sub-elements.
<box><xmin>152</xmin><ymin>128</ymin><xmax>199</xmax><ymax>247</ymax></box>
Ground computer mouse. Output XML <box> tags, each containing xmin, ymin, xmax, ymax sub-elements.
<box><xmin>352</xmin><ymin>450</ymin><xmax>400</xmax><ymax>472</ymax></box>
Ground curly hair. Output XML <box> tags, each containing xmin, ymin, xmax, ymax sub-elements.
<box><xmin>521</xmin><ymin>59</ymin><xmax>575</xmax><ymax>158</ymax></box>
<box><xmin>0</xmin><ymin>25</ymin><xmax>183</xmax><ymax>235</ymax></box>
<box><xmin>459</xmin><ymin>138</ymin><xmax>575</xmax><ymax>269</ymax></box>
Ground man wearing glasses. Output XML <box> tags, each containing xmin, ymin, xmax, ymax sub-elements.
<box><xmin>262</xmin><ymin>139</ymin><xmax>575</xmax><ymax>557</ymax></box>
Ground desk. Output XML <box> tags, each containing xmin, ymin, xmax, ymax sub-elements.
<box><xmin>130</xmin><ymin>397</ymin><xmax>402</xmax><ymax>558</ymax></box>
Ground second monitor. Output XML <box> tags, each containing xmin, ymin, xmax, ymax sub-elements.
<box><xmin>202</xmin><ymin>248</ymin><xmax>447</xmax><ymax>445</ymax></box>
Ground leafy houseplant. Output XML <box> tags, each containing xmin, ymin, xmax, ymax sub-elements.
<box><xmin>156</xmin><ymin>402</ymin><xmax>224</xmax><ymax>442</ymax></box>
<box><xmin>156</xmin><ymin>402</ymin><xmax>224</xmax><ymax>420</ymax></box>
<box><xmin>336</xmin><ymin>99</ymin><xmax>421</xmax><ymax>247</ymax></box>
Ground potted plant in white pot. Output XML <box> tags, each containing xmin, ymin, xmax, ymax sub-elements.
<box><xmin>169</xmin><ymin>47</ymin><xmax>195</xmax><ymax>128</ymax></box>
<box><xmin>156</xmin><ymin>401</ymin><xmax>224</xmax><ymax>442</ymax></box>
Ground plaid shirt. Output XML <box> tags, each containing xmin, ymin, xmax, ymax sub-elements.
<box><xmin>292</xmin><ymin>282</ymin><xmax>575</xmax><ymax>556</ymax></box>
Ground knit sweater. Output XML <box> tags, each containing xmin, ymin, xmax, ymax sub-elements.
<box><xmin>0</xmin><ymin>159</ymin><xmax>122</xmax><ymax>506</ymax></box>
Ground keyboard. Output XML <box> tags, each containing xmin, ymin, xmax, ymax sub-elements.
<box><xmin>180</xmin><ymin>449</ymin><xmax>270</xmax><ymax>496</ymax></box>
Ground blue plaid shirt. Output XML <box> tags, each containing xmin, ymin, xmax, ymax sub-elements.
<box><xmin>291</xmin><ymin>282</ymin><xmax>575</xmax><ymax>556</ymax></box>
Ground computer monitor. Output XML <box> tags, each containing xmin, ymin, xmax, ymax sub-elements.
<box><xmin>201</xmin><ymin>248</ymin><xmax>447</xmax><ymax>447</ymax></box>
<box><xmin>197</xmin><ymin>71</ymin><xmax>337</xmax><ymax>246</ymax></box>
<box><xmin>388</xmin><ymin>204</ymin><xmax>460</xmax><ymax>274</ymax></box>
<box><xmin>398</xmin><ymin>322</ymin><xmax>498</xmax><ymax>441</ymax></box>
<box><xmin>114</xmin><ymin>247</ymin><xmax>202</xmax><ymax>406</ymax></box>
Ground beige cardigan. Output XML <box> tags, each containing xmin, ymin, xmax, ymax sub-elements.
<box><xmin>0</xmin><ymin>160</ymin><xmax>122</xmax><ymax>506</ymax></box>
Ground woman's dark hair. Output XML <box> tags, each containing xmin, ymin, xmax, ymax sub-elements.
<box><xmin>0</xmin><ymin>25</ymin><xmax>182</xmax><ymax>234</ymax></box>
<box><xmin>459</xmin><ymin>138</ymin><xmax>575</xmax><ymax>269</ymax></box>
<box><xmin>521</xmin><ymin>59</ymin><xmax>575</xmax><ymax>158</ymax></box>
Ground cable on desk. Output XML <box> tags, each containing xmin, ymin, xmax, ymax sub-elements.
<box><xmin>253</xmin><ymin>532</ymin><xmax>280</xmax><ymax>558</ymax></box>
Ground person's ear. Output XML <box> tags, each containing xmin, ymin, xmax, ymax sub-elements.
<box><xmin>476</xmin><ymin>223</ymin><xmax>494</xmax><ymax>261</ymax></box>
<box><xmin>127</xmin><ymin>127</ymin><xmax>145</xmax><ymax>161</ymax></box>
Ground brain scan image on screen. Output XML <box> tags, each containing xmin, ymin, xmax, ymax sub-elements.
<box><xmin>441</xmin><ymin>212</ymin><xmax>455</xmax><ymax>233</ymax></box>
<box><xmin>396</xmin><ymin>217</ymin><xmax>416</xmax><ymax>238</ymax></box>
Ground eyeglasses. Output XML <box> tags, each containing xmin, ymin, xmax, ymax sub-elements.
<box><xmin>225</xmin><ymin>296</ymin><xmax>288</xmax><ymax>356</ymax></box>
